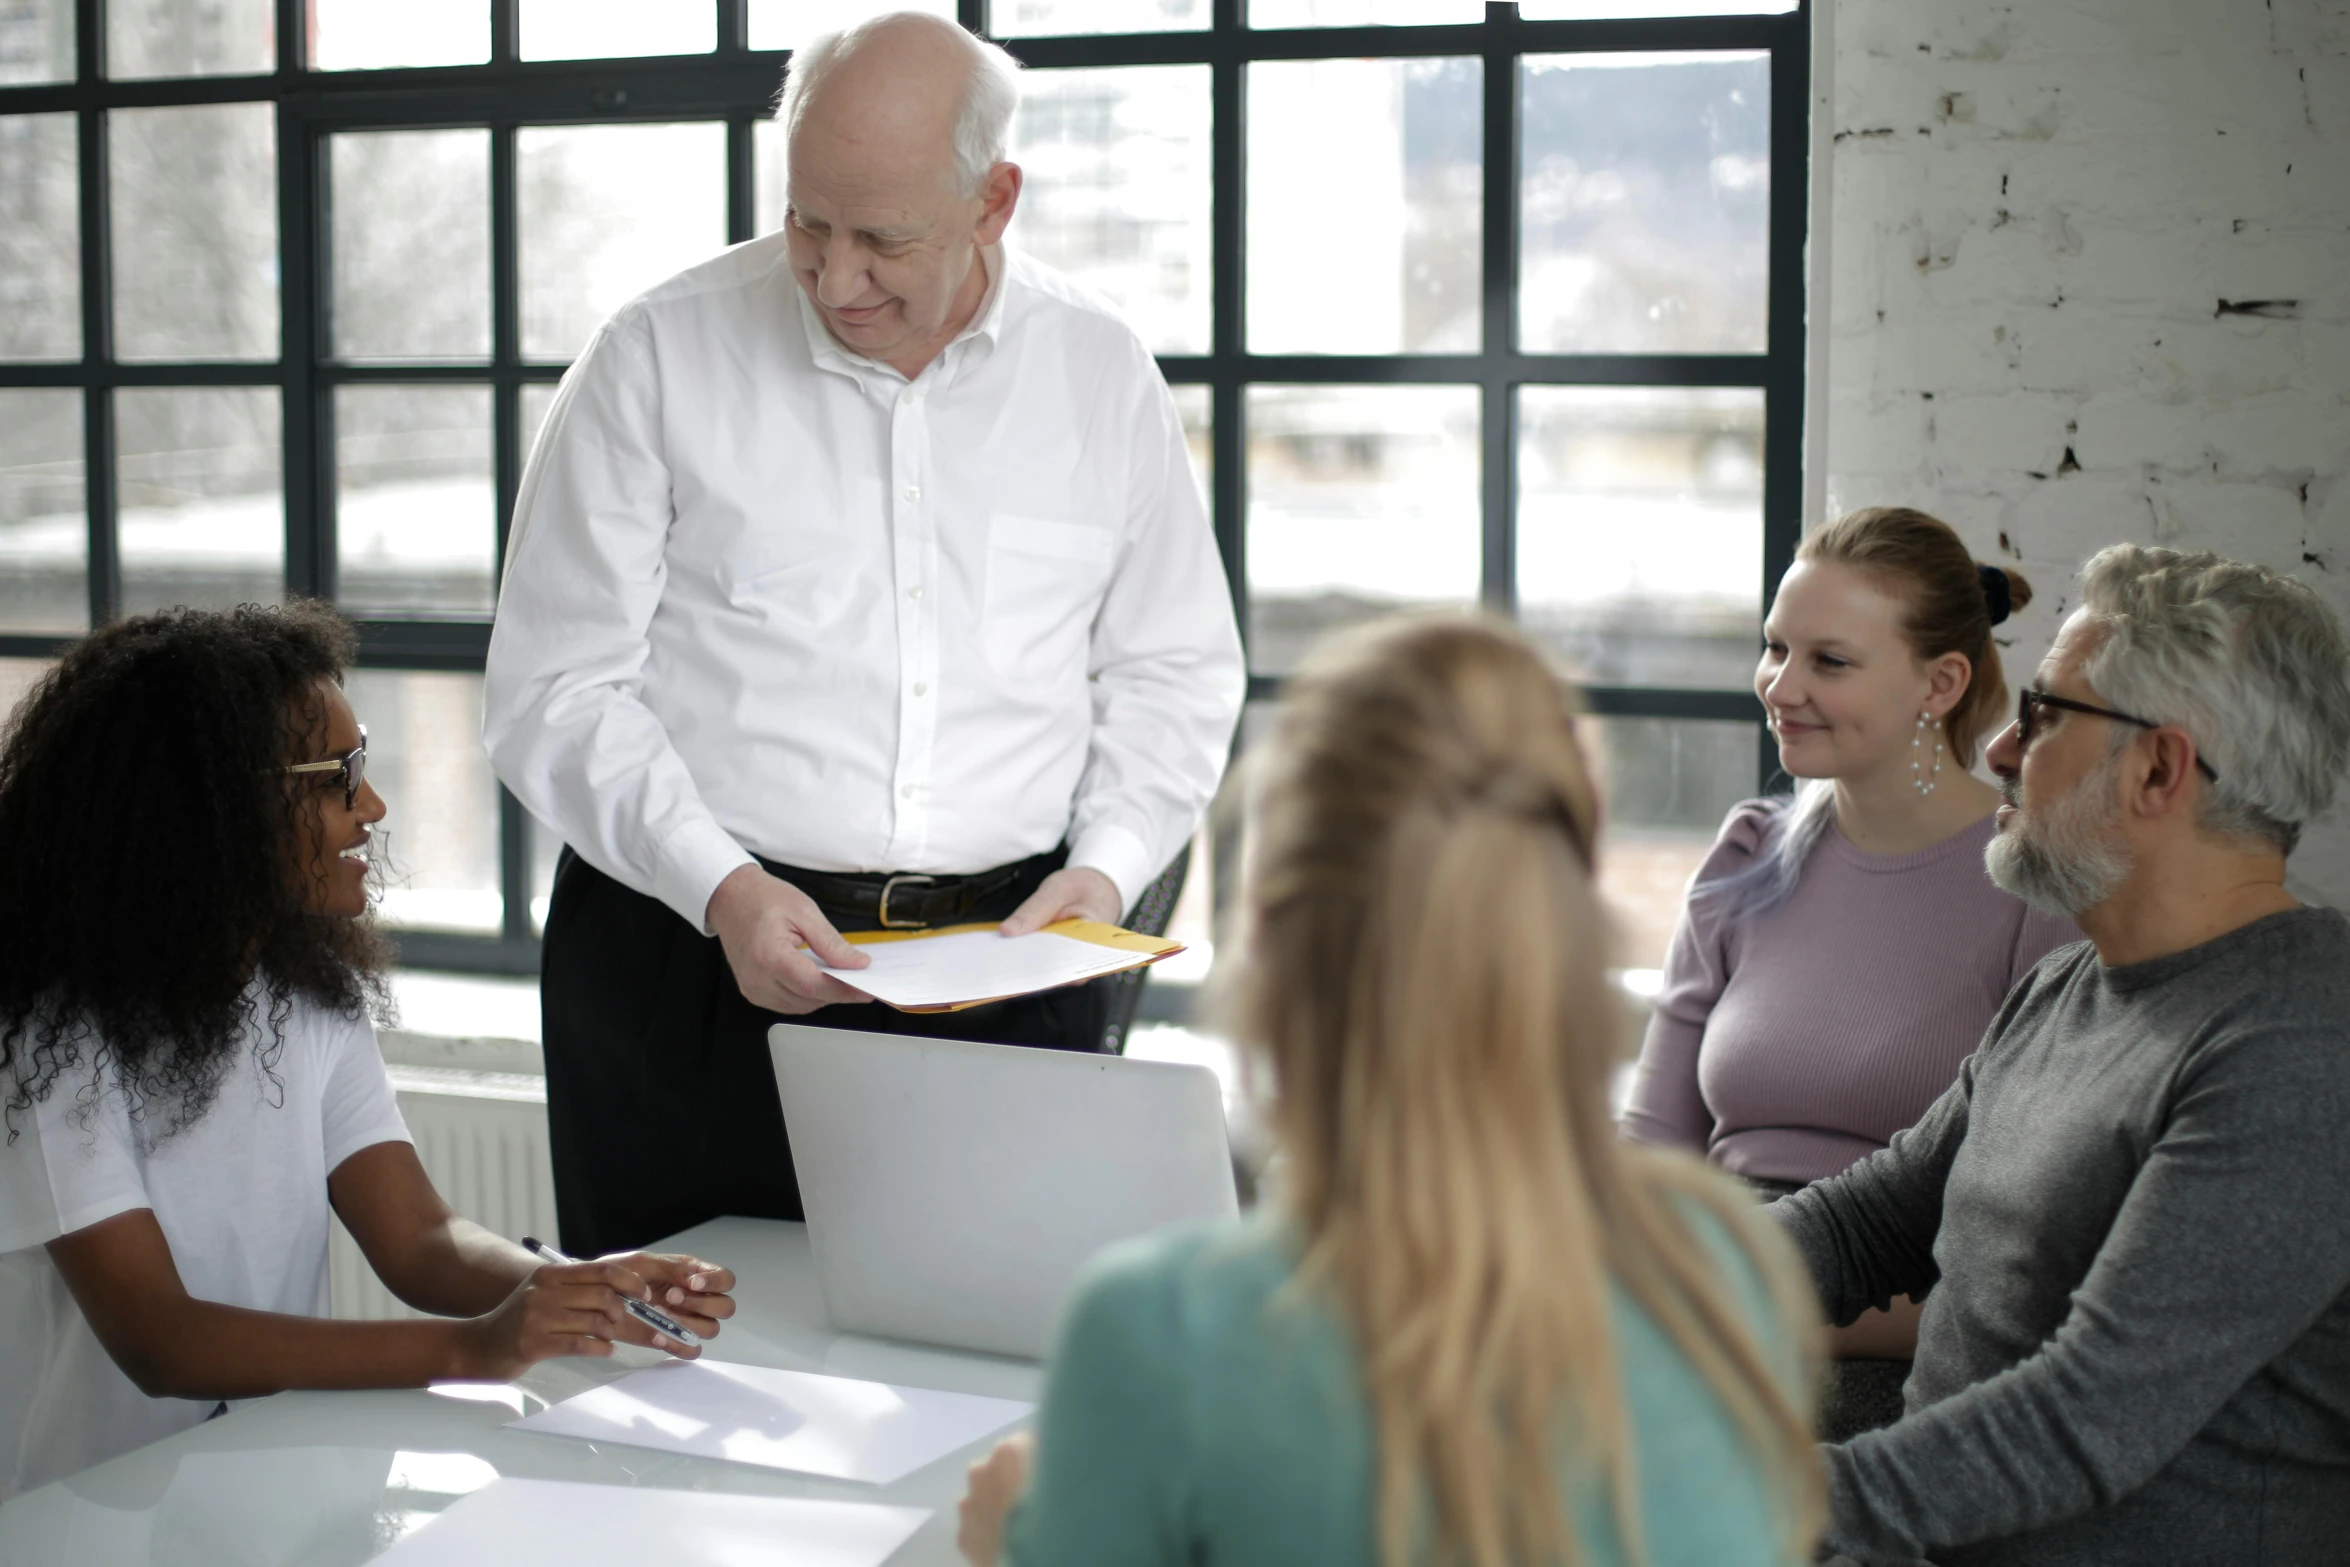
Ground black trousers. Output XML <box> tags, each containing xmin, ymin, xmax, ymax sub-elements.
<box><xmin>540</xmin><ymin>847</ymin><xmax>1114</xmax><ymax>1257</ymax></box>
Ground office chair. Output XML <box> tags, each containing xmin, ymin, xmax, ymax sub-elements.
<box><xmin>1101</xmin><ymin>850</ymin><xmax>1189</xmax><ymax>1055</ymax></box>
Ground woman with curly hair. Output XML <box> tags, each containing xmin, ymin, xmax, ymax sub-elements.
<box><xmin>0</xmin><ymin>603</ymin><xmax>736</xmax><ymax>1502</ymax></box>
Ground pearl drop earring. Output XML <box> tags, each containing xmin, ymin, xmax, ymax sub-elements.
<box><xmin>1912</xmin><ymin>711</ymin><xmax>1945</xmax><ymax>797</ymax></box>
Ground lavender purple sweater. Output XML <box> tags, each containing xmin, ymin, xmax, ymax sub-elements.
<box><xmin>1622</xmin><ymin>799</ymin><xmax>2080</xmax><ymax>1184</ymax></box>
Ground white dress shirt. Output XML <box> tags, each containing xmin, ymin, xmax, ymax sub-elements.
<box><xmin>483</xmin><ymin>235</ymin><xmax>1244</xmax><ymax>932</ymax></box>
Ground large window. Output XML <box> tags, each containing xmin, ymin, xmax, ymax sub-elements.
<box><xmin>0</xmin><ymin>0</ymin><xmax>1806</xmax><ymax>975</ymax></box>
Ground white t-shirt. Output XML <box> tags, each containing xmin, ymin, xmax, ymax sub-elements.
<box><xmin>0</xmin><ymin>989</ymin><xmax>411</xmax><ymax>1501</ymax></box>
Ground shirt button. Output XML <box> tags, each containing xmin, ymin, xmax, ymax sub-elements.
<box><xmin>903</xmin><ymin>485</ymin><xmax>921</xmax><ymax>502</ymax></box>
<box><xmin>907</xmin><ymin>585</ymin><xmax>924</xmax><ymax>600</ymax></box>
<box><xmin>913</xmin><ymin>682</ymin><xmax>929</xmax><ymax>696</ymax></box>
<box><xmin>901</xmin><ymin>387</ymin><xmax>920</xmax><ymax>406</ymax></box>
<box><xmin>900</xmin><ymin>783</ymin><xmax>915</xmax><ymax>799</ymax></box>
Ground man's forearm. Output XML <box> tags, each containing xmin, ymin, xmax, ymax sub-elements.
<box><xmin>1772</xmin><ymin>1083</ymin><xmax>1969</xmax><ymax>1326</ymax></box>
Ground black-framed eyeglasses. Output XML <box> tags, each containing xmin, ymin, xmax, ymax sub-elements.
<box><xmin>2016</xmin><ymin>691</ymin><xmax>2218</xmax><ymax>782</ymax></box>
<box><xmin>282</xmin><ymin>726</ymin><xmax>369</xmax><ymax>810</ymax></box>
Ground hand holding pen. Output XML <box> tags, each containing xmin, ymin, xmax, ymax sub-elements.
<box><xmin>454</xmin><ymin>1239</ymin><xmax>738</xmax><ymax>1380</ymax></box>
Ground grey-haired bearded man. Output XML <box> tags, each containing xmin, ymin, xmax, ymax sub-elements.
<box><xmin>1776</xmin><ymin>545</ymin><xmax>2350</xmax><ymax>1566</ymax></box>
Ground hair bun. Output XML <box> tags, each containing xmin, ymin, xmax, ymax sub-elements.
<box><xmin>1979</xmin><ymin>564</ymin><xmax>2013</xmax><ymax>626</ymax></box>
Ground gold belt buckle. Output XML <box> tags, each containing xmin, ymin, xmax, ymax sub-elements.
<box><xmin>876</xmin><ymin>873</ymin><xmax>936</xmax><ymax>930</ymax></box>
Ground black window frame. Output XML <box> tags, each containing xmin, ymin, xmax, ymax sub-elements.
<box><xmin>0</xmin><ymin>0</ymin><xmax>1807</xmax><ymax>976</ymax></box>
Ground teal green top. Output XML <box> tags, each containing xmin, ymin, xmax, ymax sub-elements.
<box><xmin>1004</xmin><ymin>1211</ymin><xmax>1806</xmax><ymax>1567</ymax></box>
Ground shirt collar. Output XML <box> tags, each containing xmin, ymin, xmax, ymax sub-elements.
<box><xmin>795</xmin><ymin>243</ymin><xmax>1009</xmax><ymax>386</ymax></box>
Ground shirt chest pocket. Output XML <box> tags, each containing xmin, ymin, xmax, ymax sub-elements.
<box><xmin>982</xmin><ymin>513</ymin><xmax>1116</xmax><ymax>677</ymax></box>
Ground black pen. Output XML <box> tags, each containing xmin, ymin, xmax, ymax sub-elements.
<box><xmin>521</xmin><ymin>1235</ymin><xmax>703</xmax><ymax>1348</ymax></box>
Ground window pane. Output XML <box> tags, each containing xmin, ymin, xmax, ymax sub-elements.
<box><xmin>0</xmin><ymin>390</ymin><xmax>85</xmax><ymax>633</ymax></box>
<box><xmin>1248</xmin><ymin>57</ymin><xmax>1480</xmax><ymax>355</ymax></box>
<box><xmin>748</xmin><ymin>0</ymin><xmax>952</xmax><ymax>50</ymax></box>
<box><xmin>996</xmin><ymin>0</ymin><xmax>1207</xmax><ymax>33</ymax></box>
<box><xmin>0</xmin><ymin>658</ymin><xmax>55</xmax><ymax>733</ymax></box>
<box><xmin>520</xmin><ymin>381</ymin><xmax>561</xmax><ymax>467</ymax></box>
<box><xmin>331</xmin><ymin>130</ymin><xmax>491</xmax><ymax>363</ymax></box>
<box><xmin>1011</xmin><ymin>66</ymin><xmax>1210</xmax><ymax>356</ymax></box>
<box><xmin>520</xmin><ymin>122</ymin><xmax>727</xmax><ymax>362</ymax></box>
<box><xmin>1523</xmin><ymin>1</ymin><xmax>1794</xmax><ymax>15</ymax></box>
<box><xmin>311</xmin><ymin>0</ymin><xmax>490</xmax><ymax>72</ymax></box>
<box><xmin>1245</xmin><ymin>384</ymin><xmax>1478</xmax><ymax>676</ymax></box>
<box><xmin>1583</xmin><ymin>717</ymin><xmax>1757</xmax><ymax>970</ymax></box>
<box><xmin>520</xmin><ymin>0</ymin><xmax>713</xmax><ymax>60</ymax></box>
<box><xmin>111</xmin><ymin>103</ymin><xmax>278</xmax><ymax>362</ymax></box>
<box><xmin>108</xmin><ymin>0</ymin><xmax>273</xmax><ymax>78</ymax></box>
<box><xmin>1521</xmin><ymin>51</ymin><xmax>1771</xmax><ymax>354</ymax></box>
<box><xmin>753</xmin><ymin>117</ymin><xmax>787</xmax><ymax>238</ymax></box>
<box><xmin>1250</xmin><ymin>0</ymin><xmax>1484</xmax><ymax>23</ymax></box>
<box><xmin>1171</xmin><ymin>382</ymin><xmax>1211</xmax><ymax>509</ymax></box>
<box><xmin>0</xmin><ymin>0</ymin><xmax>73</xmax><ymax>84</ymax></box>
<box><xmin>1518</xmin><ymin>386</ymin><xmax>1761</xmax><ymax>689</ymax></box>
<box><xmin>347</xmin><ymin>669</ymin><xmax>501</xmax><ymax>935</ymax></box>
<box><xmin>0</xmin><ymin>113</ymin><xmax>79</xmax><ymax>361</ymax></box>
<box><xmin>117</xmin><ymin>387</ymin><xmax>283</xmax><ymax>617</ymax></box>
<box><xmin>336</xmin><ymin>385</ymin><xmax>495</xmax><ymax>617</ymax></box>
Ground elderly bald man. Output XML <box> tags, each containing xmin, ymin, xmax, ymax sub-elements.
<box><xmin>485</xmin><ymin>13</ymin><xmax>1243</xmax><ymax>1257</ymax></box>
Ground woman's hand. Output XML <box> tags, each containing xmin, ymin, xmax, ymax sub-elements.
<box><xmin>957</xmin><ymin>1431</ymin><xmax>1035</xmax><ymax>1567</ymax></box>
<box><xmin>598</xmin><ymin>1250</ymin><xmax>738</xmax><ymax>1343</ymax></box>
<box><xmin>450</xmin><ymin>1257</ymin><xmax>673</xmax><ymax>1380</ymax></box>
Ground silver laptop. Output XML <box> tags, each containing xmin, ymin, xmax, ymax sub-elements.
<box><xmin>768</xmin><ymin>1024</ymin><xmax>1239</xmax><ymax>1360</ymax></box>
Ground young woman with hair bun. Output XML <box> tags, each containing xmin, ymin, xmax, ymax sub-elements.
<box><xmin>957</xmin><ymin>614</ymin><xmax>1824</xmax><ymax>1567</ymax></box>
<box><xmin>1619</xmin><ymin>507</ymin><xmax>2079</xmax><ymax>1440</ymax></box>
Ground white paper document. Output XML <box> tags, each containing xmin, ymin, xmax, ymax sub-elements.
<box><xmin>820</xmin><ymin>921</ymin><xmax>1178</xmax><ymax>1012</ymax></box>
<box><xmin>509</xmin><ymin>1360</ymin><xmax>1033</xmax><ymax>1485</ymax></box>
<box><xmin>370</xmin><ymin>1476</ymin><xmax>929</xmax><ymax>1567</ymax></box>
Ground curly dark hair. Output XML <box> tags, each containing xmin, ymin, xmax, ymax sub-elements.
<box><xmin>0</xmin><ymin>601</ymin><xmax>390</xmax><ymax>1140</ymax></box>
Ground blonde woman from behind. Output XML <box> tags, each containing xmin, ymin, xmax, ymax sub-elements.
<box><xmin>956</xmin><ymin>615</ymin><xmax>1823</xmax><ymax>1567</ymax></box>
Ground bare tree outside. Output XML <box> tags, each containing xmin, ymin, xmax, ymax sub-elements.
<box><xmin>0</xmin><ymin>389</ymin><xmax>83</xmax><ymax>631</ymax></box>
<box><xmin>331</xmin><ymin>129</ymin><xmax>492</xmax><ymax>363</ymax></box>
<box><xmin>0</xmin><ymin>111</ymin><xmax>74</xmax><ymax>358</ymax></box>
<box><xmin>111</xmin><ymin>102</ymin><xmax>278</xmax><ymax>360</ymax></box>
<box><xmin>106</xmin><ymin>0</ymin><xmax>272</xmax><ymax>80</ymax></box>
<box><xmin>114</xmin><ymin>386</ymin><xmax>282</xmax><ymax>618</ymax></box>
<box><xmin>0</xmin><ymin>0</ymin><xmax>74</xmax><ymax>85</ymax></box>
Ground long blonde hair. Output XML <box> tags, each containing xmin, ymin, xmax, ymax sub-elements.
<box><xmin>1219</xmin><ymin>615</ymin><xmax>1822</xmax><ymax>1567</ymax></box>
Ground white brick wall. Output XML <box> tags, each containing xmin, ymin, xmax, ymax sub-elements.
<box><xmin>1821</xmin><ymin>0</ymin><xmax>2350</xmax><ymax>906</ymax></box>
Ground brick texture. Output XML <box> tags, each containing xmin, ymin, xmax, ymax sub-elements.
<box><xmin>1824</xmin><ymin>0</ymin><xmax>2350</xmax><ymax>906</ymax></box>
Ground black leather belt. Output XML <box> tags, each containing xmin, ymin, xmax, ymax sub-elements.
<box><xmin>759</xmin><ymin>846</ymin><xmax>1067</xmax><ymax>931</ymax></box>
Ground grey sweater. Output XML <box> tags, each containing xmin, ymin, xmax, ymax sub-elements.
<box><xmin>1776</xmin><ymin>907</ymin><xmax>2350</xmax><ymax>1566</ymax></box>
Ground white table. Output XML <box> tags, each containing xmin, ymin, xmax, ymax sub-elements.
<box><xmin>0</xmin><ymin>1217</ymin><xmax>1039</xmax><ymax>1566</ymax></box>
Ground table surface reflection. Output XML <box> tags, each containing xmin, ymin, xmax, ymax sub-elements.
<box><xmin>0</xmin><ymin>1218</ymin><xmax>1040</xmax><ymax>1566</ymax></box>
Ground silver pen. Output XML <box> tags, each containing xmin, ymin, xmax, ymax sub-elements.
<box><xmin>521</xmin><ymin>1235</ymin><xmax>702</xmax><ymax>1347</ymax></box>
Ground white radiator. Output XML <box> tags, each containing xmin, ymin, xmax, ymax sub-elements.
<box><xmin>328</xmin><ymin>1063</ymin><xmax>559</xmax><ymax>1321</ymax></box>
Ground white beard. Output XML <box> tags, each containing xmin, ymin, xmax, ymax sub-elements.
<box><xmin>1985</xmin><ymin>752</ymin><xmax>2135</xmax><ymax>917</ymax></box>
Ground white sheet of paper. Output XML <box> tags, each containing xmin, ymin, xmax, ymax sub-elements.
<box><xmin>821</xmin><ymin>926</ymin><xmax>1158</xmax><ymax>1009</ymax></box>
<box><xmin>370</xmin><ymin>1477</ymin><xmax>928</xmax><ymax>1567</ymax></box>
<box><xmin>509</xmin><ymin>1360</ymin><xmax>1032</xmax><ymax>1485</ymax></box>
